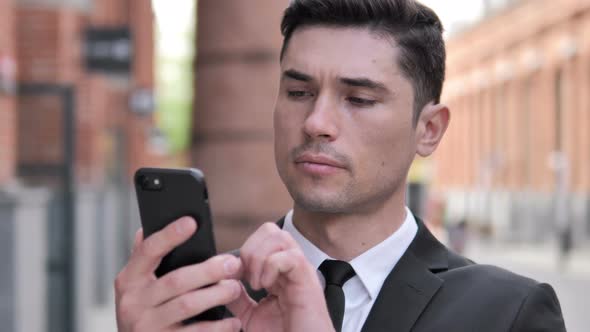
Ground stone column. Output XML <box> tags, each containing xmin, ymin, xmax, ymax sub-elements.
<box><xmin>193</xmin><ymin>0</ymin><xmax>292</xmax><ymax>251</ymax></box>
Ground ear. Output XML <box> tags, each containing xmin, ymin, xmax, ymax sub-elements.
<box><xmin>415</xmin><ymin>103</ymin><xmax>450</xmax><ymax>158</ymax></box>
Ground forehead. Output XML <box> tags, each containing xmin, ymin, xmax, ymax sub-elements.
<box><xmin>281</xmin><ymin>26</ymin><xmax>403</xmax><ymax>80</ymax></box>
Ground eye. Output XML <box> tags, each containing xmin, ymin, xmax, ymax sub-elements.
<box><xmin>287</xmin><ymin>90</ymin><xmax>314</xmax><ymax>99</ymax></box>
<box><xmin>347</xmin><ymin>96</ymin><xmax>377</xmax><ymax>107</ymax></box>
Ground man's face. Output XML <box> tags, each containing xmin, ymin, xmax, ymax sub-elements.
<box><xmin>274</xmin><ymin>26</ymin><xmax>418</xmax><ymax>214</ymax></box>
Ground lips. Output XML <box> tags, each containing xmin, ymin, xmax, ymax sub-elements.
<box><xmin>294</xmin><ymin>153</ymin><xmax>346</xmax><ymax>176</ymax></box>
<box><xmin>295</xmin><ymin>153</ymin><xmax>345</xmax><ymax>168</ymax></box>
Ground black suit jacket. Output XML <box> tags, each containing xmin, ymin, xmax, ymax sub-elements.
<box><xmin>241</xmin><ymin>217</ymin><xmax>566</xmax><ymax>332</ymax></box>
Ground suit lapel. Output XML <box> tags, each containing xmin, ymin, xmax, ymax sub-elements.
<box><xmin>276</xmin><ymin>217</ymin><xmax>285</xmax><ymax>229</ymax></box>
<box><xmin>361</xmin><ymin>219</ymin><xmax>448</xmax><ymax>332</ymax></box>
<box><xmin>237</xmin><ymin>215</ymin><xmax>450</xmax><ymax>330</ymax></box>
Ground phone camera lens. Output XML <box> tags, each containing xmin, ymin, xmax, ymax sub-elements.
<box><xmin>137</xmin><ymin>174</ymin><xmax>163</xmax><ymax>191</ymax></box>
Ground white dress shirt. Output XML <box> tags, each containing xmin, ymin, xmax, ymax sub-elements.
<box><xmin>282</xmin><ymin>207</ymin><xmax>418</xmax><ymax>332</ymax></box>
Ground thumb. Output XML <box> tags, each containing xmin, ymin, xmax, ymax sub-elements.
<box><xmin>226</xmin><ymin>282</ymin><xmax>258</xmax><ymax>323</ymax></box>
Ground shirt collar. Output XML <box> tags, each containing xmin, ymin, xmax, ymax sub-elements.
<box><xmin>282</xmin><ymin>207</ymin><xmax>418</xmax><ymax>300</ymax></box>
<box><xmin>349</xmin><ymin>207</ymin><xmax>417</xmax><ymax>299</ymax></box>
<box><xmin>282</xmin><ymin>210</ymin><xmax>330</xmax><ymax>271</ymax></box>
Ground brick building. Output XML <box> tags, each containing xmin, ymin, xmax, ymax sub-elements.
<box><xmin>1</xmin><ymin>1</ymin><xmax>164</xmax><ymax>331</ymax></box>
<box><xmin>15</xmin><ymin>0</ymin><xmax>161</xmax><ymax>185</ymax></box>
<box><xmin>0</xmin><ymin>0</ymin><xmax>17</xmax><ymax>184</ymax></box>
<box><xmin>435</xmin><ymin>0</ymin><xmax>590</xmax><ymax>244</ymax></box>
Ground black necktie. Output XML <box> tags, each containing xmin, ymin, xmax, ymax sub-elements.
<box><xmin>319</xmin><ymin>260</ymin><xmax>356</xmax><ymax>332</ymax></box>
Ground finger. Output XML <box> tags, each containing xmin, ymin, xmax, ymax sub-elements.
<box><xmin>240</xmin><ymin>223</ymin><xmax>275</xmax><ymax>289</ymax></box>
<box><xmin>225</xmin><ymin>283</ymin><xmax>257</xmax><ymax>323</ymax></box>
<box><xmin>260</xmin><ymin>249</ymin><xmax>304</xmax><ymax>289</ymax></box>
<box><xmin>142</xmin><ymin>279</ymin><xmax>241</xmax><ymax>329</ymax></box>
<box><xmin>240</xmin><ymin>222</ymin><xmax>285</xmax><ymax>257</ymax></box>
<box><xmin>243</xmin><ymin>229</ymin><xmax>280</xmax><ymax>290</ymax></box>
<box><xmin>244</xmin><ymin>229</ymin><xmax>298</xmax><ymax>290</ymax></box>
<box><xmin>115</xmin><ymin>228</ymin><xmax>144</xmax><ymax>300</ymax></box>
<box><xmin>240</xmin><ymin>223</ymin><xmax>295</xmax><ymax>289</ymax></box>
<box><xmin>146</xmin><ymin>255</ymin><xmax>242</xmax><ymax>306</ymax></box>
<box><xmin>131</xmin><ymin>228</ymin><xmax>143</xmax><ymax>254</ymax></box>
<box><xmin>260</xmin><ymin>248</ymin><xmax>321</xmax><ymax>293</ymax></box>
<box><xmin>174</xmin><ymin>317</ymin><xmax>241</xmax><ymax>332</ymax></box>
<box><xmin>126</xmin><ymin>216</ymin><xmax>197</xmax><ymax>278</ymax></box>
<box><xmin>240</xmin><ymin>222</ymin><xmax>280</xmax><ymax>267</ymax></box>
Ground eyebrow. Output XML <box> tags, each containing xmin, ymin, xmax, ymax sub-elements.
<box><xmin>339</xmin><ymin>77</ymin><xmax>388</xmax><ymax>92</ymax></box>
<box><xmin>282</xmin><ymin>68</ymin><xmax>390</xmax><ymax>93</ymax></box>
<box><xmin>283</xmin><ymin>69</ymin><xmax>313</xmax><ymax>82</ymax></box>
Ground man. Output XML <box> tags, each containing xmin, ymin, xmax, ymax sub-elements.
<box><xmin>115</xmin><ymin>0</ymin><xmax>566</xmax><ymax>331</ymax></box>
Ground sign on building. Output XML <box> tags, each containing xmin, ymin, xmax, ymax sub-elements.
<box><xmin>84</xmin><ymin>27</ymin><xmax>133</xmax><ymax>73</ymax></box>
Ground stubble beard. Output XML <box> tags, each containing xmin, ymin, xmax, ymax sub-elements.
<box><xmin>276</xmin><ymin>141</ymin><xmax>405</xmax><ymax>216</ymax></box>
<box><xmin>289</xmin><ymin>179</ymin><xmax>357</xmax><ymax>214</ymax></box>
<box><xmin>285</xmin><ymin>173</ymin><xmax>402</xmax><ymax>216</ymax></box>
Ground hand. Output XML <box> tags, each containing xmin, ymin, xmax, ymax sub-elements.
<box><xmin>227</xmin><ymin>222</ymin><xmax>335</xmax><ymax>332</ymax></box>
<box><xmin>115</xmin><ymin>217</ymin><xmax>243</xmax><ymax>332</ymax></box>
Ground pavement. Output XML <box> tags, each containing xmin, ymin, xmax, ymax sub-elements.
<box><xmin>465</xmin><ymin>239</ymin><xmax>590</xmax><ymax>279</ymax></box>
<box><xmin>87</xmin><ymin>303</ymin><xmax>117</xmax><ymax>332</ymax></box>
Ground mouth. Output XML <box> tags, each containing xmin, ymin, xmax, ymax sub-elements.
<box><xmin>294</xmin><ymin>153</ymin><xmax>346</xmax><ymax>176</ymax></box>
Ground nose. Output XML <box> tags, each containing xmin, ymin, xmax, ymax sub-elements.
<box><xmin>302</xmin><ymin>93</ymin><xmax>340</xmax><ymax>141</ymax></box>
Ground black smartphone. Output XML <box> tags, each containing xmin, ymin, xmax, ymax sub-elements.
<box><xmin>134</xmin><ymin>167</ymin><xmax>225</xmax><ymax>322</ymax></box>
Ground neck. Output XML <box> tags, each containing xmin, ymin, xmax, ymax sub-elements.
<box><xmin>291</xmin><ymin>190</ymin><xmax>408</xmax><ymax>261</ymax></box>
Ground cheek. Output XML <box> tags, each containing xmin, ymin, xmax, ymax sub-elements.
<box><xmin>274</xmin><ymin>101</ymin><xmax>306</xmax><ymax>139</ymax></box>
<box><xmin>273</xmin><ymin>106</ymin><xmax>298</xmax><ymax>159</ymax></box>
<box><xmin>355</xmin><ymin>120</ymin><xmax>415</xmax><ymax>173</ymax></box>
<box><xmin>273</xmin><ymin>111</ymin><xmax>286</xmax><ymax>152</ymax></box>
<box><xmin>274</xmin><ymin>102</ymin><xmax>290</xmax><ymax>135</ymax></box>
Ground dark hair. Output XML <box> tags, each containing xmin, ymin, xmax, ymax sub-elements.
<box><xmin>280</xmin><ymin>0</ymin><xmax>445</xmax><ymax>124</ymax></box>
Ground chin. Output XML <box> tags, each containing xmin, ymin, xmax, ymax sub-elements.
<box><xmin>296</xmin><ymin>199</ymin><xmax>348</xmax><ymax>214</ymax></box>
<box><xmin>290</xmin><ymin>187</ymin><xmax>353</xmax><ymax>213</ymax></box>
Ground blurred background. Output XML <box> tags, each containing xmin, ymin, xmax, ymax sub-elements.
<box><xmin>0</xmin><ymin>0</ymin><xmax>588</xmax><ymax>331</ymax></box>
